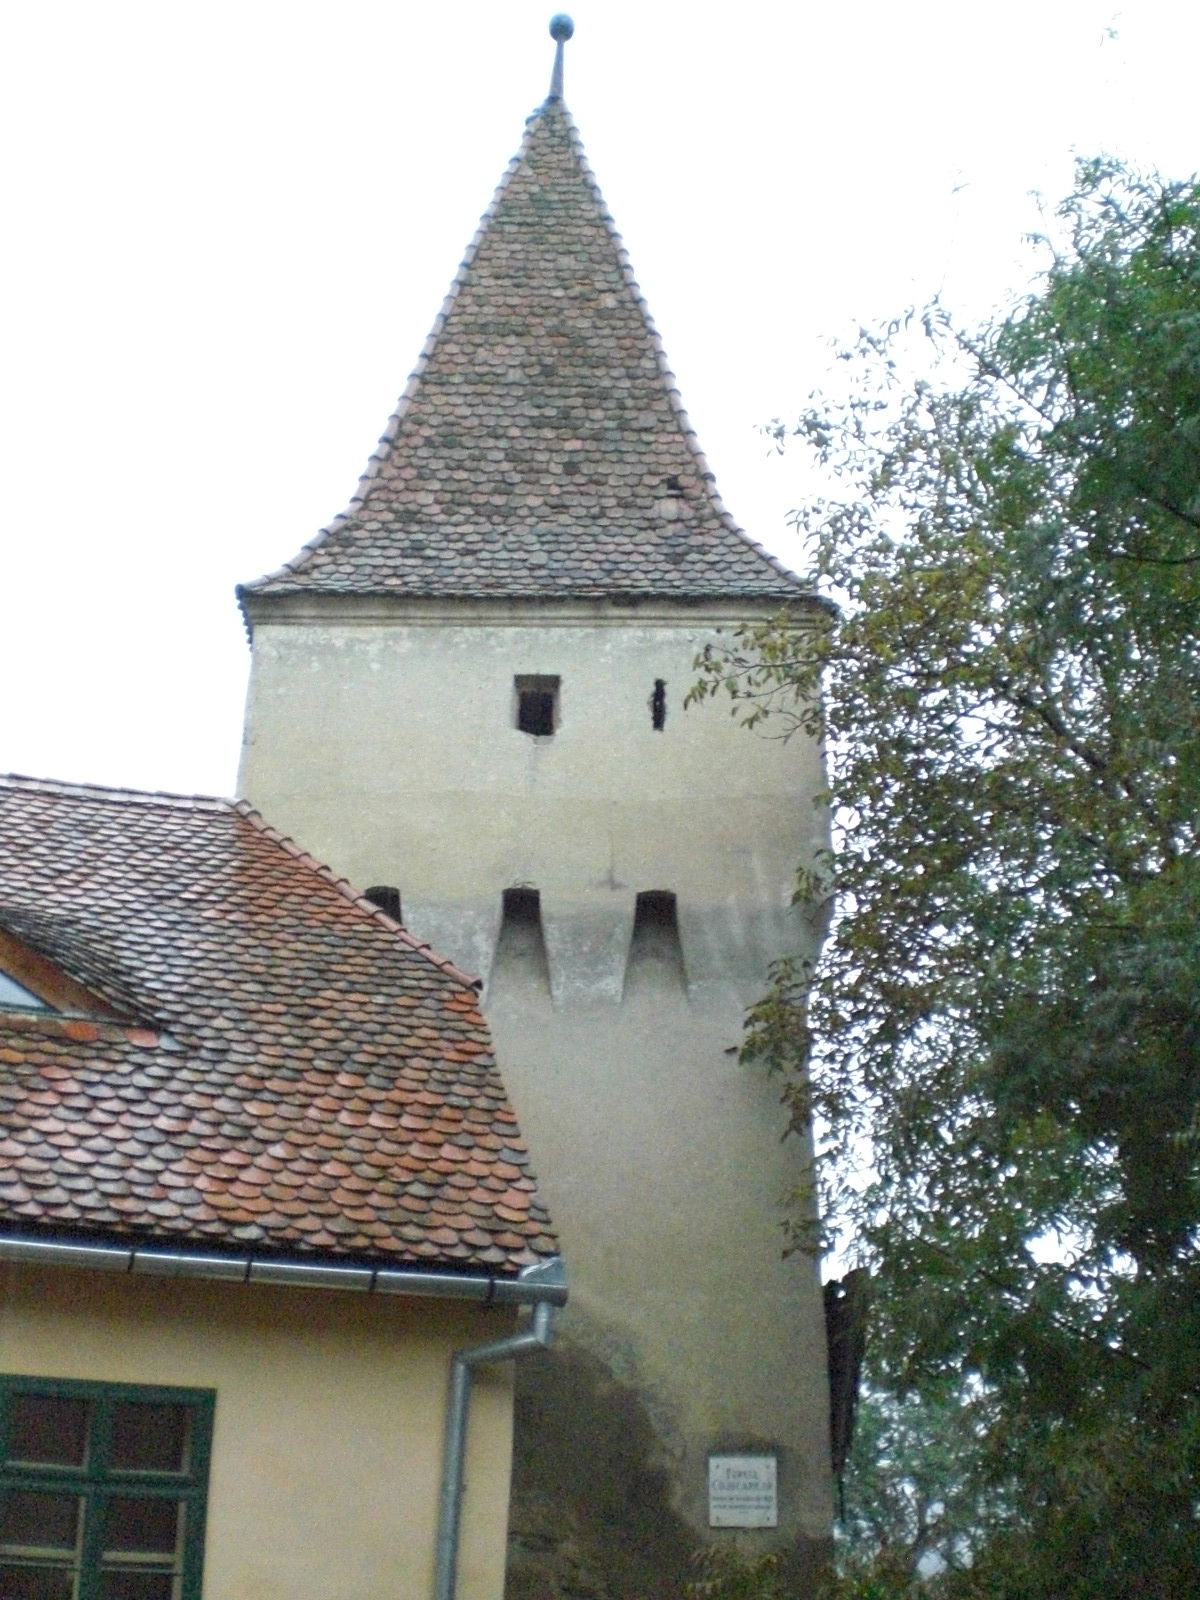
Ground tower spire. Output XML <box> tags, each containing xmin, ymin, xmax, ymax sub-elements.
<box><xmin>241</xmin><ymin>26</ymin><xmax>808</xmax><ymax>609</ymax></box>
<box><xmin>548</xmin><ymin>13</ymin><xmax>573</xmax><ymax>101</ymax></box>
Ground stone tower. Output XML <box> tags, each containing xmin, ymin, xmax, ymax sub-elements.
<box><xmin>238</xmin><ymin>21</ymin><xmax>831</xmax><ymax>1597</ymax></box>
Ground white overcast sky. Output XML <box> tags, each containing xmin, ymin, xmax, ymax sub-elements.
<box><xmin>2</xmin><ymin>1</ymin><xmax>1197</xmax><ymax>798</ymax></box>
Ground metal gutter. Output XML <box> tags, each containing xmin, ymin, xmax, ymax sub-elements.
<box><xmin>0</xmin><ymin>1233</ymin><xmax>569</xmax><ymax>1308</ymax></box>
<box><xmin>433</xmin><ymin>1256</ymin><xmax>567</xmax><ymax>1600</ymax></box>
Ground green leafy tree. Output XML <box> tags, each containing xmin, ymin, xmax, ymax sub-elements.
<box><xmin>694</xmin><ymin>159</ymin><xmax>1200</xmax><ymax>1598</ymax></box>
<box><xmin>835</xmin><ymin>1383</ymin><xmax>1000</xmax><ymax>1582</ymax></box>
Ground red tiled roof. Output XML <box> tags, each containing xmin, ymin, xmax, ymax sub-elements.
<box><xmin>240</xmin><ymin>97</ymin><xmax>808</xmax><ymax>607</ymax></box>
<box><xmin>0</xmin><ymin>775</ymin><xmax>556</xmax><ymax>1273</ymax></box>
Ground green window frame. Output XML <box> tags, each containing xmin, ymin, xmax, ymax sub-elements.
<box><xmin>0</xmin><ymin>1376</ymin><xmax>214</xmax><ymax>1600</ymax></box>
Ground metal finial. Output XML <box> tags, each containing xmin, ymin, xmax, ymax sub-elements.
<box><xmin>548</xmin><ymin>14</ymin><xmax>573</xmax><ymax>99</ymax></box>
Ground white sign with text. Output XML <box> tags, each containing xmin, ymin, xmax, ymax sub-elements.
<box><xmin>707</xmin><ymin>1454</ymin><xmax>778</xmax><ymax>1528</ymax></box>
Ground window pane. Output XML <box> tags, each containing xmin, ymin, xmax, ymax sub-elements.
<box><xmin>99</xmin><ymin>1573</ymin><xmax>175</xmax><ymax>1600</ymax></box>
<box><xmin>0</xmin><ymin>972</ymin><xmax>53</xmax><ymax>1012</ymax></box>
<box><xmin>0</xmin><ymin>1493</ymin><xmax>81</xmax><ymax>1553</ymax></box>
<box><xmin>0</xmin><ymin>1564</ymin><xmax>76</xmax><ymax>1599</ymax></box>
<box><xmin>101</xmin><ymin>1500</ymin><xmax>180</xmax><ymax>1560</ymax></box>
<box><xmin>0</xmin><ymin>1384</ymin><xmax>206</xmax><ymax>1600</ymax></box>
<box><xmin>110</xmin><ymin>1407</ymin><xmax>189</xmax><ymax>1475</ymax></box>
<box><xmin>8</xmin><ymin>1398</ymin><xmax>89</xmax><ymax>1468</ymax></box>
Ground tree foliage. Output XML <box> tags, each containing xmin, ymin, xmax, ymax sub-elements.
<box><xmin>693</xmin><ymin>159</ymin><xmax>1200</xmax><ymax>1596</ymax></box>
<box><xmin>837</xmin><ymin>1381</ymin><xmax>1003</xmax><ymax>1578</ymax></box>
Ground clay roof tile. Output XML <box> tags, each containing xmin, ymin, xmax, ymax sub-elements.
<box><xmin>240</xmin><ymin>98</ymin><xmax>812</xmax><ymax>610</ymax></box>
<box><xmin>0</xmin><ymin>774</ymin><xmax>556</xmax><ymax>1277</ymax></box>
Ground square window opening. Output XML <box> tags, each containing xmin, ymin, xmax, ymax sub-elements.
<box><xmin>515</xmin><ymin>676</ymin><xmax>560</xmax><ymax>738</ymax></box>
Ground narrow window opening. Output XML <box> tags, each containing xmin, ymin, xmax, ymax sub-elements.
<box><xmin>363</xmin><ymin>885</ymin><xmax>403</xmax><ymax>923</ymax></box>
<box><xmin>623</xmin><ymin>890</ymin><xmax>686</xmax><ymax>999</ymax></box>
<box><xmin>651</xmin><ymin>679</ymin><xmax>667</xmax><ymax>731</ymax></box>
<box><xmin>515</xmin><ymin>676</ymin><xmax>560</xmax><ymax>737</ymax></box>
<box><xmin>490</xmin><ymin>888</ymin><xmax>551</xmax><ymax>997</ymax></box>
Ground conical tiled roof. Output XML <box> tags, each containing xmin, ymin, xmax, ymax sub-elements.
<box><xmin>242</xmin><ymin>96</ymin><xmax>805</xmax><ymax>605</ymax></box>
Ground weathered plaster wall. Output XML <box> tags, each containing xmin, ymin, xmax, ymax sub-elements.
<box><xmin>0</xmin><ymin>1264</ymin><xmax>517</xmax><ymax>1600</ymax></box>
<box><xmin>486</xmin><ymin>989</ymin><xmax>830</xmax><ymax>1548</ymax></box>
<box><xmin>239</xmin><ymin>600</ymin><xmax>833</xmax><ymax>1593</ymax></box>
<box><xmin>239</xmin><ymin>605</ymin><xmax>827</xmax><ymax>996</ymax></box>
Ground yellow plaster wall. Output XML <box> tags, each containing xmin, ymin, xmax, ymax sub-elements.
<box><xmin>0</xmin><ymin>1264</ymin><xmax>517</xmax><ymax>1600</ymax></box>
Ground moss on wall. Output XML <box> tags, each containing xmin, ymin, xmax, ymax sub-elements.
<box><xmin>506</xmin><ymin>1341</ymin><xmax>833</xmax><ymax>1600</ymax></box>
<box><xmin>506</xmin><ymin>1341</ymin><xmax>693</xmax><ymax>1600</ymax></box>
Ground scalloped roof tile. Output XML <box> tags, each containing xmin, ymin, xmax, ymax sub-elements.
<box><xmin>0</xmin><ymin>774</ymin><xmax>556</xmax><ymax>1274</ymax></box>
<box><xmin>241</xmin><ymin>97</ymin><xmax>805</xmax><ymax>606</ymax></box>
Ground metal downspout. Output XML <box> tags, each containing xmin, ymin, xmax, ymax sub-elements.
<box><xmin>433</xmin><ymin>1257</ymin><xmax>567</xmax><ymax>1600</ymax></box>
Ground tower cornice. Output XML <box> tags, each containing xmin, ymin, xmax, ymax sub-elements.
<box><xmin>238</xmin><ymin>589</ymin><xmax>832</xmax><ymax>633</ymax></box>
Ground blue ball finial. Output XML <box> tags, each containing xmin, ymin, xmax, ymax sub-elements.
<box><xmin>549</xmin><ymin>14</ymin><xmax>574</xmax><ymax>42</ymax></box>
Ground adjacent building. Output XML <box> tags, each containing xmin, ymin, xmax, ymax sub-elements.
<box><xmin>0</xmin><ymin>773</ymin><xmax>563</xmax><ymax>1600</ymax></box>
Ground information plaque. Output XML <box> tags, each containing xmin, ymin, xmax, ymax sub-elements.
<box><xmin>708</xmin><ymin>1454</ymin><xmax>778</xmax><ymax>1528</ymax></box>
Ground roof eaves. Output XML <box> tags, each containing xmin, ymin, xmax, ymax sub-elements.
<box><xmin>242</xmin><ymin>579</ymin><xmax>825</xmax><ymax>608</ymax></box>
<box><xmin>0</xmin><ymin>1227</ymin><xmax>567</xmax><ymax>1304</ymax></box>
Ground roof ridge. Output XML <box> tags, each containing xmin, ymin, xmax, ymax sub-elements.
<box><xmin>0</xmin><ymin>773</ymin><xmax>231</xmax><ymax>811</ymax></box>
<box><xmin>231</xmin><ymin>802</ymin><xmax>484</xmax><ymax>992</ymax></box>
<box><xmin>0</xmin><ymin>777</ymin><xmax>483</xmax><ymax>991</ymax></box>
